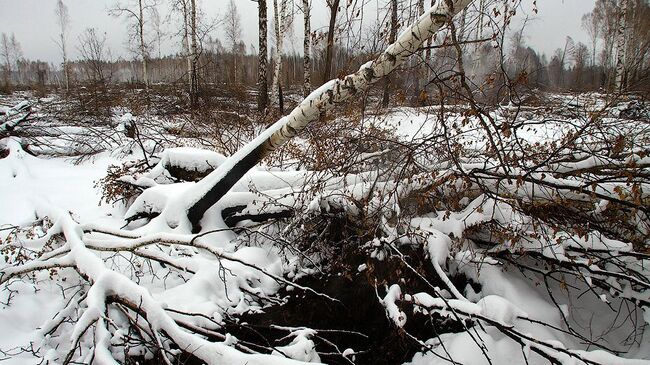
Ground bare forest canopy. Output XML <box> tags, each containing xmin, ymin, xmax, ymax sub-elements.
<box><xmin>1</xmin><ymin>0</ymin><xmax>649</xmax><ymax>97</ymax></box>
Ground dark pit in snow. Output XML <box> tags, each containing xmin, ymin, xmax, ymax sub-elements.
<box><xmin>223</xmin><ymin>245</ymin><xmax>479</xmax><ymax>364</ymax></box>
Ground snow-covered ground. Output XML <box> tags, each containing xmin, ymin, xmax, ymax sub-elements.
<box><xmin>1</xmin><ymin>93</ymin><xmax>649</xmax><ymax>364</ymax></box>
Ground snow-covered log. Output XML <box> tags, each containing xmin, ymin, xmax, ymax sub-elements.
<box><xmin>176</xmin><ymin>0</ymin><xmax>474</xmax><ymax>231</ymax></box>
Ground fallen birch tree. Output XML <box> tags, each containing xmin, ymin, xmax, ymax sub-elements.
<box><xmin>170</xmin><ymin>0</ymin><xmax>474</xmax><ymax>232</ymax></box>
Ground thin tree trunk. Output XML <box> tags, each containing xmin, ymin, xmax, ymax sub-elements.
<box><xmin>302</xmin><ymin>0</ymin><xmax>311</xmax><ymax>97</ymax></box>
<box><xmin>323</xmin><ymin>0</ymin><xmax>340</xmax><ymax>84</ymax></box>
<box><xmin>615</xmin><ymin>0</ymin><xmax>628</xmax><ymax>90</ymax></box>
<box><xmin>61</xmin><ymin>35</ymin><xmax>69</xmax><ymax>93</ymax></box>
<box><xmin>425</xmin><ymin>0</ymin><xmax>435</xmax><ymax>85</ymax></box>
<box><xmin>257</xmin><ymin>0</ymin><xmax>268</xmax><ymax>112</ymax></box>
<box><xmin>270</xmin><ymin>0</ymin><xmax>281</xmax><ymax>110</ymax></box>
<box><xmin>382</xmin><ymin>0</ymin><xmax>398</xmax><ymax>107</ymax></box>
<box><xmin>139</xmin><ymin>0</ymin><xmax>149</xmax><ymax>89</ymax></box>
<box><xmin>415</xmin><ymin>0</ymin><xmax>425</xmax><ymax>101</ymax></box>
<box><xmin>182</xmin><ymin>0</ymin><xmax>192</xmax><ymax>99</ymax></box>
<box><xmin>179</xmin><ymin>0</ymin><xmax>474</xmax><ymax>230</ymax></box>
<box><xmin>190</xmin><ymin>0</ymin><xmax>199</xmax><ymax>105</ymax></box>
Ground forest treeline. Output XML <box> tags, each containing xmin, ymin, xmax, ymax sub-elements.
<box><xmin>1</xmin><ymin>0</ymin><xmax>649</xmax><ymax>103</ymax></box>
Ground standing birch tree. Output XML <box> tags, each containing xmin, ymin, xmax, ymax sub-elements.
<box><xmin>189</xmin><ymin>0</ymin><xmax>199</xmax><ymax>104</ymax></box>
<box><xmin>382</xmin><ymin>0</ymin><xmax>399</xmax><ymax>107</ymax></box>
<box><xmin>55</xmin><ymin>0</ymin><xmax>71</xmax><ymax>93</ymax></box>
<box><xmin>109</xmin><ymin>0</ymin><xmax>159</xmax><ymax>89</ymax></box>
<box><xmin>270</xmin><ymin>0</ymin><xmax>291</xmax><ymax>112</ymax></box>
<box><xmin>614</xmin><ymin>0</ymin><xmax>629</xmax><ymax>90</ymax></box>
<box><xmin>254</xmin><ymin>0</ymin><xmax>269</xmax><ymax>111</ymax></box>
<box><xmin>224</xmin><ymin>0</ymin><xmax>242</xmax><ymax>84</ymax></box>
<box><xmin>323</xmin><ymin>0</ymin><xmax>341</xmax><ymax>84</ymax></box>
<box><xmin>302</xmin><ymin>0</ymin><xmax>311</xmax><ymax>96</ymax></box>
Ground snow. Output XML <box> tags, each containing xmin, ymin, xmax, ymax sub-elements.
<box><xmin>157</xmin><ymin>146</ymin><xmax>228</xmax><ymax>173</ymax></box>
<box><xmin>164</xmin><ymin>116</ymin><xmax>292</xmax><ymax>226</ymax></box>
<box><xmin>0</xmin><ymin>137</ymin><xmax>118</xmax><ymax>227</ymax></box>
<box><xmin>2</xmin><ymin>90</ymin><xmax>649</xmax><ymax>364</ymax></box>
<box><xmin>476</xmin><ymin>295</ymin><xmax>528</xmax><ymax>325</ymax></box>
<box><xmin>382</xmin><ymin>284</ymin><xmax>407</xmax><ymax>327</ymax></box>
<box><xmin>272</xmin><ymin>328</ymin><xmax>321</xmax><ymax>363</ymax></box>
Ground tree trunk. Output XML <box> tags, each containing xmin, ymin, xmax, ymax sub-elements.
<box><xmin>176</xmin><ymin>0</ymin><xmax>474</xmax><ymax>231</ymax></box>
<box><xmin>424</xmin><ymin>0</ymin><xmax>435</xmax><ymax>85</ymax></box>
<box><xmin>139</xmin><ymin>0</ymin><xmax>149</xmax><ymax>89</ymax></box>
<box><xmin>614</xmin><ymin>0</ymin><xmax>628</xmax><ymax>91</ymax></box>
<box><xmin>302</xmin><ymin>0</ymin><xmax>311</xmax><ymax>97</ymax></box>
<box><xmin>257</xmin><ymin>0</ymin><xmax>268</xmax><ymax>112</ymax></box>
<box><xmin>382</xmin><ymin>0</ymin><xmax>398</xmax><ymax>107</ymax></box>
<box><xmin>187</xmin><ymin>0</ymin><xmax>199</xmax><ymax>105</ymax></box>
<box><xmin>61</xmin><ymin>35</ymin><xmax>69</xmax><ymax>93</ymax></box>
<box><xmin>323</xmin><ymin>0</ymin><xmax>340</xmax><ymax>84</ymax></box>
<box><xmin>181</xmin><ymin>0</ymin><xmax>191</xmax><ymax>99</ymax></box>
<box><xmin>270</xmin><ymin>0</ymin><xmax>286</xmax><ymax>112</ymax></box>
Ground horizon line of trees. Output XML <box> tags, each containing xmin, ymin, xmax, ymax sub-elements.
<box><xmin>1</xmin><ymin>0</ymin><xmax>649</xmax><ymax>102</ymax></box>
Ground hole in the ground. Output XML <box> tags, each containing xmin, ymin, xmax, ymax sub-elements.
<box><xmin>223</xmin><ymin>245</ymin><xmax>474</xmax><ymax>364</ymax></box>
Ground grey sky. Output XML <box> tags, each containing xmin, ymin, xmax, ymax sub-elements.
<box><xmin>0</xmin><ymin>0</ymin><xmax>595</xmax><ymax>65</ymax></box>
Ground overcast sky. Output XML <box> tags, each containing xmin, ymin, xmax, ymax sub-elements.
<box><xmin>0</xmin><ymin>0</ymin><xmax>595</xmax><ymax>64</ymax></box>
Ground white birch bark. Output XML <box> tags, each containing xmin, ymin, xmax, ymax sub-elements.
<box><xmin>257</xmin><ymin>0</ymin><xmax>269</xmax><ymax>111</ymax></box>
<box><xmin>614</xmin><ymin>0</ymin><xmax>628</xmax><ymax>90</ymax></box>
<box><xmin>182</xmin><ymin>0</ymin><xmax>192</xmax><ymax>95</ymax></box>
<box><xmin>189</xmin><ymin>0</ymin><xmax>199</xmax><ymax>104</ymax></box>
<box><xmin>178</xmin><ymin>0</ymin><xmax>475</xmax><ymax>229</ymax></box>
<box><xmin>138</xmin><ymin>0</ymin><xmax>149</xmax><ymax>89</ymax></box>
<box><xmin>270</xmin><ymin>0</ymin><xmax>282</xmax><ymax>109</ymax></box>
<box><xmin>55</xmin><ymin>0</ymin><xmax>70</xmax><ymax>93</ymax></box>
<box><xmin>302</xmin><ymin>0</ymin><xmax>311</xmax><ymax>97</ymax></box>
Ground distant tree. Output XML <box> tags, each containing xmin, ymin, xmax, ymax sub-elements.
<box><xmin>55</xmin><ymin>0</ymin><xmax>71</xmax><ymax>92</ymax></box>
<box><xmin>572</xmin><ymin>42</ymin><xmax>590</xmax><ymax>89</ymax></box>
<box><xmin>548</xmin><ymin>48</ymin><xmax>565</xmax><ymax>90</ymax></box>
<box><xmin>151</xmin><ymin>7</ymin><xmax>164</xmax><ymax>59</ymax></box>
<box><xmin>224</xmin><ymin>0</ymin><xmax>242</xmax><ymax>83</ymax></box>
<box><xmin>581</xmin><ymin>12</ymin><xmax>600</xmax><ymax>68</ymax></box>
<box><xmin>77</xmin><ymin>28</ymin><xmax>111</xmax><ymax>85</ymax></box>
<box><xmin>170</xmin><ymin>0</ymin><xmax>199</xmax><ymax>103</ymax></box>
<box><xmin>224</xmin><ymin>1</ymin><xmax>241</xmax><ymax>53</ymax></box>
<box><xmin>109</xmin><ymin>0</ymin><xmax>159</xmax><ymax>89</ymax></box>
<box><xmin>593</xmin><ymin>0</ymin><xmax>619</xmax><ymax>84</ymax></box>
<box><xmin>1</xmin><ymin>33</ymin><xmax>23</xmax><ymax>90</ymax></box>
<box><xmin>189</xmin><ymin>0</ymin><xmax>199</xmax><ymax>104</ymax></box>
<box><xmin>0</xmin><ymin>34</ymin><xmax>13</xmax><ymax>90</ymax></box>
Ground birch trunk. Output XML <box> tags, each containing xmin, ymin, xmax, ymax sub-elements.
<box><xmin>614</xmin><ymin>0</ymin><xmax>628</xmax><ymax>90</ymax></box>
<box><xmin>257</xmin><ymin>0</ymin><xmax>268</xmax><ymax>112</ymax></box>
<box><xmin>416</xmin><ymin>0</ymin><xmax>426</xmax><ymax>96</ymax></box>
<box><xmin>62</xmin><ymin>44</ymin><xmax>69</xmax><ymax>93</ymax></box>
<box><xmin>382</xmin><ymin>0</ymin><xmax>399</xmax><ymax>107</ymax></box>
<box><xmin>323</xmin><ymin>0</ymin><xmax>340</xmax><ymax>83</ymax></box>
<box><xmin>189</xmin><ymin>0</ymin><xmax>199</xmax><ymax>104</ymax></box>
<box><xmin>424</xmin><ymin>0</ymin><xmax>435</xmax><ymax>83</ymax></box>
<box><xmin>55</xmin><ymin>0</ymin><xmax>70</xmax><ymax>93</ymax></box>
<box><xmin>138</xmin><ymin>0</ymin><xmax>149</xmax><ymax>89</ymax></box>
<box><xmin>302</xmin><ymin>0</ymin><xmax>312</xmax><ymax>97</ymax></box>
<box><xmin>270</xmin><ymin>0</ymin><xmax>282</xmax><ymax>110</ymax></box>
<box><xmin>182</xmin><ymin>0</ymin><xmax>192</xmax><ymax>98</ymax></box>
<box><xmin>180</xmin><ymin>0</ymin><xmax>474</xmax><ymax>230</ymax></box>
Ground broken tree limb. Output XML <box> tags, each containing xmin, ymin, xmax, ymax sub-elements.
<box><xmin>176</xmin><ymin>0</ymin><xmax>473</xmax><ymax>231</ymax></box>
